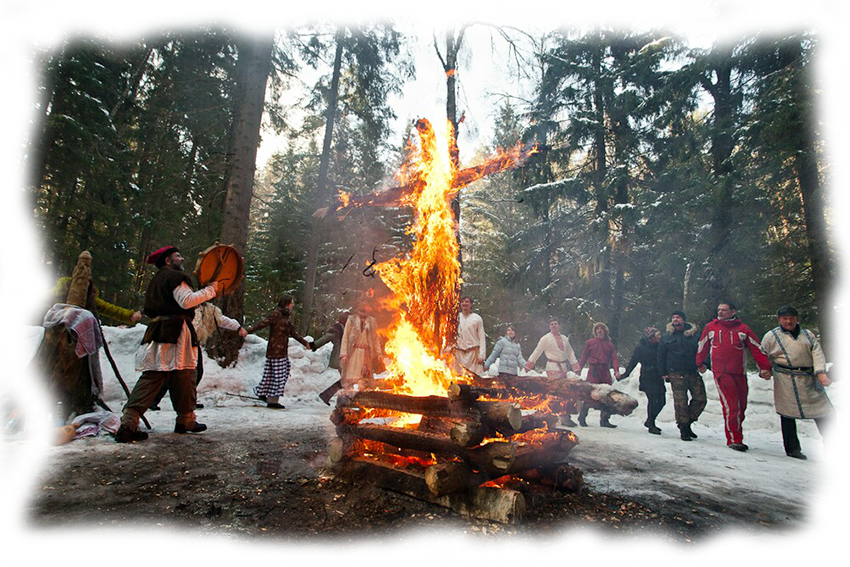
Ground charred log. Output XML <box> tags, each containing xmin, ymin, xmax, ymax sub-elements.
<box><xmin>339</xmin><ymin>457</ymin><xmax>525</xmax><ymax>524</ymax></box>
<box><xmin>498</xmin><ymin>375</ymin><xmax>638</xmax><ymax>416</ymax></box>
<box><xmin>424</xmin><ymin>461</ymin><xmax>484</xmax><ymax>496</ymax></box>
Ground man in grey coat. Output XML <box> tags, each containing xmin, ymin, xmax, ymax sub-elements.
<box><xmin>760</xmin><ymin>305</ymin><xmax>833</xmax><ymax>460</ymax></box>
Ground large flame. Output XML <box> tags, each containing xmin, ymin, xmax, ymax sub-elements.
<box><xmin>375</xmin><ymin>118</ymin><xmax>462</xmax><ymax>399</ymax></box>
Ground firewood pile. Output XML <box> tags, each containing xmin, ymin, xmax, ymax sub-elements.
<box><xmin>327</xmin><ymin>373</ymin><xmax>637</xmax><ymax>524</ymax></box>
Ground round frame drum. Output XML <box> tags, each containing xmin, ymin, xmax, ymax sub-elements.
<box><xmin>194</xmin><ymin>243</ymin><xmax>244</xmax><ymax>296</ymax></box>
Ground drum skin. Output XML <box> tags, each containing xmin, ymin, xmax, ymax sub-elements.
<box><xmin>193</xmin><ymin>244</ymin><xmax>244</xmax><ymax>296</ymax></box>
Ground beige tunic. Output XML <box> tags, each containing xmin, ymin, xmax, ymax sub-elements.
<box><xmin>527</xmin><ymin>332</ymin><xmax>578</xmax><ymax>374</ymax></box>
<box><xmin>761</xmin><ymin>326</ymin><xmax>833</xmax><ymax>419</ymax></box>
<box><xmin>453</xmin><ymin>311</ymin><xmax>486</xmax><ymax>374</ymax></box>
<box><xmin>340</xmin><ymin>314</ymin><xmax>381</xmax><ymax>387</ymax></box>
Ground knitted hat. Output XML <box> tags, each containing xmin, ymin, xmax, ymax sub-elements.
<box><xmin>643</xmin><ymin>326</ymin><xmax>660</xmax><ymax>340</ymax></box>
<box><xmin>670</xmin><ymin>310</ymin><xmax>686</xmax><ymax>321</ymax></box>
<box><xmin>146</xmin><ymin>246</ymin><xmax>179</xmax><ymax>268</ymax></box>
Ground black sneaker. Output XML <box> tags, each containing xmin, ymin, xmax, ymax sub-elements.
<box><xmin>115</xmin><ymin>425</ymin><xmax>149</xmax><ymax>443</ymax></box>
<box><xmin>267</xmin><ymin>402</ymin><xmax>285</xmax><ymax>409</ymax></box>
<box><xmin>729</xmin><ymin>443</ymin><xmax>748</xmax><ymax>452</ymax></box>
<box><xmin>600</xmin><ymin>420</ymin><xmax>617</xmax><ymax>429</ymax></box>
<box><xmin>786</xmin><ymin>450</ymin><xmax>808</xmax><ymax>460</ymax></box>
<box><xmin>195</xmin><ymin>403</ymin><xmax>205</xmax><ymax>409</ymax></box>
<box><xmin>647</xmin><ymin>425</ymin><xmax>662</xmax><ymax>435</ymax></box>
<box><xmin>175</xmin><ymin>422</ymin><xmax>207</xmax><ymax>434</ymax></box>
<box><xmin>149</xmin><ymin>405</ymin><xmax>161</xmax><ymax>411</ymax></box>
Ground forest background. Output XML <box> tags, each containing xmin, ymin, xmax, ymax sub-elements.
<box><xmin>3</xmin><ymin>0</ymin><xmax>847</xmax><ymax>367</ymax></box>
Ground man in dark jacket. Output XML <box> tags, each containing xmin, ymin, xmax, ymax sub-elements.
<box><xmin>657</xmin><ymin>310</ymin><xmax>706</xmax><ymax>442</ymax></box>
<box><xmin>315</xmin><ymin>312</ymin><xmax>350</xmax><ymax>405</ymax></box>
<box><xmin>115</xmin><ymin>246</ymin><xmax>219</xmax><ymax>443</ymax></box>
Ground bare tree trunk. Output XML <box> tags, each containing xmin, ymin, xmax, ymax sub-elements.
<box><xmin>211</xmin><ymin>35</ymin><xmax>274</xmax><ymax>367</ymax></box>
<box><xmin>301</xmin><ymin>28</ymin><xmax>345</xmax><ymax>334</ymax></box>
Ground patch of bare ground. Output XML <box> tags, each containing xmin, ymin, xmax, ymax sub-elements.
<box><xmin>27</xmin><ymin>416</ymin><xmax>797</xmax><ymax>541</ymax></box>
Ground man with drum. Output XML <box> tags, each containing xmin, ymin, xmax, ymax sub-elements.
<box><xmin>115</xmin><ymin>246</ymin><xmax>220</xmax><ymax>443</ymax></box>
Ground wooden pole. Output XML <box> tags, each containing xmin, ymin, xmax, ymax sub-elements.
<box><xmin>97</xmin><ymin>320</ymin><xmax>151</xmax><ymax>430</ymax></box>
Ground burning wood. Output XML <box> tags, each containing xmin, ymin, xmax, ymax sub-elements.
<box><xmin>324</xmin><ymin>119</ymin><xmax>591</xmax><ymax>524</ymax></box>
<box><xmin>313</xmin><ymin>130</ymin><xmax>541</xmax><ymax>217</ymax></box>
<box><xmin>498</xmin><ymin>374</ymin><xmax>639</xmax><ymax>416</ymax></box>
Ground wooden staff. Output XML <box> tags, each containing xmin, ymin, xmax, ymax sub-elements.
<box><xmin>96</xmin><ymin>319</ymin><xmax>151</xmax><ymax>430</ymax></box>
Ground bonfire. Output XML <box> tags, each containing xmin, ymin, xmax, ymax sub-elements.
<box><xmin>327</xmin><ymin>118</ymin><xmax>636</xmax><ymax>523</ymax></box>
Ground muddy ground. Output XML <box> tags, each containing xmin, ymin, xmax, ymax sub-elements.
<box><xmin>26</xmin><ymin>406</ymin><xmax>807</xmax><ymax>542</ymax></box>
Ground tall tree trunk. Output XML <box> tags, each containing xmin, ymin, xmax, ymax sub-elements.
<box><xmin>433</xmin><ymin>26</ymin><xmax>466</xmax><ymax>350</ymax></box>
<box><xmin>591</xmin><ymin>43</ymin><xmax>611</xmax><ymax>318</ymax></box>
<box><xmin>444</xmin><ymin>29</ymin><xmax>462</xmax><ymax>171</ymax></box>
<box><xmin>702</xmin><ymin>49</ymin><xmax>736</xmax><ymax>307</ymax></box>
<box><xmin>212</xmin><ymin>35</ymin><xmax>274</xmax><ymax>367</ymax></box>
<box><xmin>794</xmin><ymin>143</ymin><xmax>838</xmax><ymax>360</ymax></box>
<box><xmin>300</xmin><ymin>27</ymin><xmax>345</xmax><ymax>335</ymax></box>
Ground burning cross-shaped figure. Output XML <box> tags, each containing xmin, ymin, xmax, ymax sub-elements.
<box><xmin>330</xmin><ymin>118</ymin><xmax>541</xmax><ymax>397</ymax></box>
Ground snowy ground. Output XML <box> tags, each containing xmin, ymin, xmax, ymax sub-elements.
<box><xmin>3</xmin><ymin>325</ymin><xmax>849</xmax><ymax>561</ymax></box>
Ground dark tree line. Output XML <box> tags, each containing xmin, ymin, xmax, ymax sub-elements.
<box><xmin>30</xmin><ymin>25</ymin><xmax>832</xmax><ymax>364</ymax></box>
<box><xmin>462</xmin><ymin>30</ymin><xmax>832</xmax><ymax>356</ymax></box>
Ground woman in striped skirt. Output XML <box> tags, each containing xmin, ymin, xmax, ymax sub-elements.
<box><xmin>246</xmin><ymin>296</ymin><xmax>311</xmax><ymax>409</ymax></box>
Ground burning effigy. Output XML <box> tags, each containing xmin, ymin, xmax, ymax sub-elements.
<box><xmin>327</xmin><ymin>119</ymin><xmax>636</xmax><ymax>523</ymax></box>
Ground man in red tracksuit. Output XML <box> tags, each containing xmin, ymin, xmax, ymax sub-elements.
<box><xmin>696</xmin><ymin>302</ymin><xmax>772</xmax><ymax>452</ymax></box>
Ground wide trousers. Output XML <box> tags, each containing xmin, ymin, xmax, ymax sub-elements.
<box><xmin>151</xmin><ymin>349</ymin><xmax>203</xmax><ymax>409</ymax></box>
<box><xmin>714</xmin><ymin>372</ymin><xmax>748</xmax><ymax>445</ymax></box>
<box><xmin>669</xmin><ymin>372</ymin><xmax>707</xmax><ymax>425</ymax></box>
<box><xmin>780</xmin><ymin>415</ymin><xmax>829</xmax><ymax>454</ymax></box>
<box><xmin>121</xmin><ymin>369</ymin><xmax>197</xmax><ymax>430</ymax></box>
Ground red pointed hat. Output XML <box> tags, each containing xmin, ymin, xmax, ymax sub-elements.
<box><xmin>146</xmin><ymin>246</ymin><xmax>179</xmax><ymax>267</ymax></box>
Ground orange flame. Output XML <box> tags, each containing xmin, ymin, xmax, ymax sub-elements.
<box><xmin>374</xmin><ymin>118</ymin><xmax>463</xmax><ymax>404</ymax></box>
<box><xmin>338</xmin><ymin>190</ymin><xmax>351</xmax><ymax>208</ymax></box>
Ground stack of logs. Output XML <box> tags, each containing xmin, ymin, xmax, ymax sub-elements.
<box><xmin>327</xmin><ymin>373</ymin><xmax>638</xmax><ymax>524</ymax></box>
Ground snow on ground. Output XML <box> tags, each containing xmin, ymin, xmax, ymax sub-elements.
<box><xmin>3</xmin><ymin>324</ymin><xmax>850</xmax><ymax>558</ymax></box>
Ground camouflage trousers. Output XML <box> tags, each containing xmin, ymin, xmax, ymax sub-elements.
<box><xmin>668</xmin><ymin>372</ymin><xmax>706</xmax><ymax>425</ymax></box>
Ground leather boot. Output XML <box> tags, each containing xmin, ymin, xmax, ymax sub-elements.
<box><xmin>679</xmin><ymin>423</ymin><xmax>693</xmax><ymax>441</ymax></box>
<box><xmin>599</xmin><ymin>415</ymin><xmax>617</xmax><ymax>428</ymax></box>
<box><xmin>115</xmin><ymin>425</ymin><xmax>149</xmax><ymax>443</ymax></box>
<box><xmin>685</xmin><ymin>422</ymin><xmax>698</xmax><ymax>438</ymax></box>
<box><xmin>578</xmin><ymin>406</ymin><xmax>589</xmax><ymax>427</ymax></box>
<box><xmin>175</xmin><ymin>422</ymin><xmax>207</xmax><ymax>434</ymax></box>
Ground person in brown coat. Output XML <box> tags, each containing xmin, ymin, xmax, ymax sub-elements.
<box><xmin>246</xmin><ymin>295</ymin><xmax>310</xmax><ymax>409</ymax></box>
<box><xmin>577</xmin><ymin>322</ymin><xmax>621</xmax><ymax>428</ymax></box>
